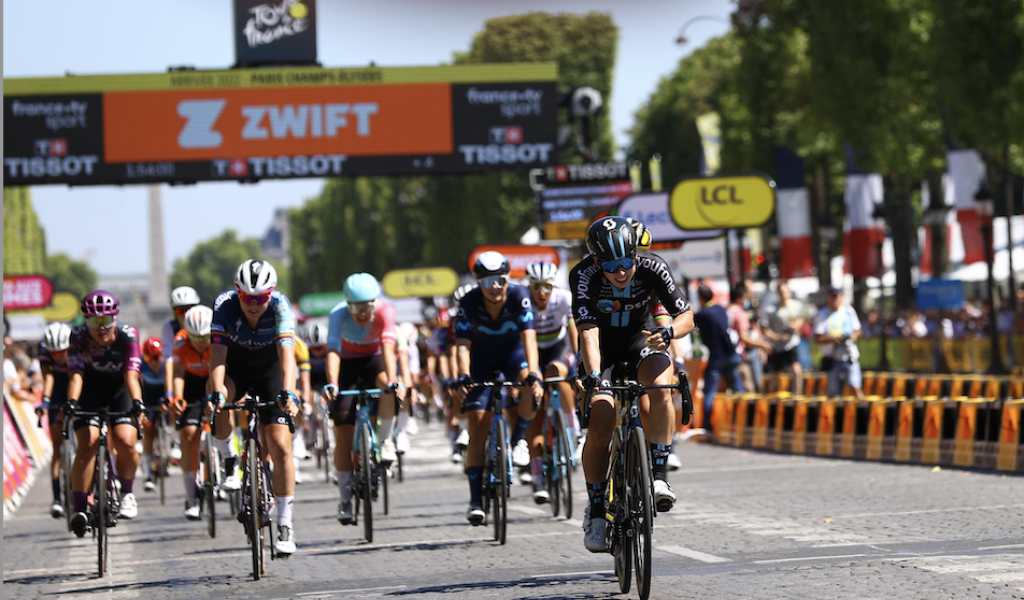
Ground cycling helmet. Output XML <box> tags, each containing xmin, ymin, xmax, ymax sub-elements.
<box><xmin>80</xmin><ymin>290</ymin><xmax>119</xmax><ymax>317</ymax></box>
<box><xmin>142</xmin><ymin>337</ymin><xmax>163</xmax><ymax>360</ymax></box>
<box><xmin>585</xmin><ymin>216</ymin><xmax>639</xmax><ymax>262</ymax></box>
<box><xmin>453</xmin><ymin>283</ymin><xmax>475</xmax><ymax>305</ymax></box>
<box><xmin>170</xmin><ymin>286</ymin><xmax>200</xmax><ymax>308</ymax></box>
<box><xmin>235</xmin><ymin>259</ymin><xmax>277</xmax><ymax>295</ymax></box>
<box><xmin>525</xmin><ymin>262</ymin><xmax>558</xmax><ymax>283</ymax></box>
<box><xmin>43</xmin><ymin>322</ymin><xmax>72</xmax><ymax>352</ymax></box>
<box><xmin>343</xmin><ymin>273</ymin><xmax>381</xmax><ymax>303</ymax></box>
<box><xmin>183</xmin><ymin>305</ymin><xmax>213</xmax><ymax>337</ymax></box>
<box><xmin>307</xmin><ymin>323</ymin><xmax>329</xmax><ymax>347</ymax></box>
<box><xmin>624</xmin><ymin>217</ymin><xmax>653</xmax><ymax>250</ymax></box>
<box><xmin>471</xmin><ymin>251</ymin><xmax>510</xmax><ymax>279</ymax></box>
<box><xmin>421</xmin><ymin>304</ymin><xmax>439</xmax><ymax>321</ymax></box>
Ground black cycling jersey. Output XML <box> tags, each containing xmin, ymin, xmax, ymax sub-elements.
<box><xmin>569</xmin><ymin>250</ymin><xmax>691</xmax><ymax>338</ymax></box>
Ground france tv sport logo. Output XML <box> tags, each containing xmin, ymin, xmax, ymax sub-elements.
<box><xmin>597</xmin><ymin>299</ymin><xmax>620</xmax><ymax>314</ymax></box>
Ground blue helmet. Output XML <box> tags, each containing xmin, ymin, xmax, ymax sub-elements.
<box><xmin>343</xmin><ymin>273</ymin><xmax>381</xmax><ymax>303</ymax></box>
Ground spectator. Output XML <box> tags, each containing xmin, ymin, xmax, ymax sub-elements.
<box><xmin>693</xmin><ymin>284</ymin><xmax>744</xmax><ymax>438</ymax></box>
<box><xmin>814</xmin><ymin>286</ymin><xmax>864</xmax><ymax>399</ymax></box>
<box><xmin>727</xmin><ymin>282</ymin><xmax>771</xmax><ymax>394</ymax></box>
<box><xmin>761</xmin><ymin>280</ymin><xmax>804</xmax><ymax>394</ymax></box>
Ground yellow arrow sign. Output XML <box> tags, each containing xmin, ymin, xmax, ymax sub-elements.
<box><xmin>5</xmin><ymin>292</ymin><xmax>80</xmax><ymax>322</ymax></box>
<box><xmin>669</xmin><ymin>173</ymin><xmax>775</xmax><ymax>230</ymax></box>
<box><xmin>382</xmin><ymin>267</ymin><xmax>459</xmax><ymax>299</ymax></box>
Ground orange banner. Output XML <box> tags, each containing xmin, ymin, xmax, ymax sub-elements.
<box><xmin>102</xmin><ymin>84</ymin><xmax>452</xmax><ymax>162</ymax></box>
<box><xmin>468</xmin><ymin>245</ymin><xmax>560</xmax><ymax>279</ymax></box>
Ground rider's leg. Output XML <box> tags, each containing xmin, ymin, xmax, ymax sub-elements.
<box><xmin>464</xmin><ymin>406</ymin><xmax>492</xmax><ymax>508</ymax></box>
<box><xmin>179</xmin><ymin>424</ymin><xmax>200</xmax><ymax>501</ymax></box>
<box><xmin>582</xmin><ymin>393</ymin><xmax>615</xmax><ymax>512</ymax></box>
<box><xmin>72</xmin><ymin>424</ymin><xmax>99</xmax><ymax>512</ymax></box>
<box><xmin>263</xmin><ymin>422</ymin><xmax>295</xmax><ymax>525</ymax></box>
<box><xmin>110</xmin><ymin>422</ymin><xmax>140</xmax><ymax>493</ymax></box>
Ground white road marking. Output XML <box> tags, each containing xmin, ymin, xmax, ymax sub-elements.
<box><xmin>659</xmin><ymin>544</ymin><xmax>731</xmax><ymax>563</ymax></box>
<box><xmin>531</xmin><ymin>570</ymin><xmax>613</xmax><ymax>579</ymax></box>
<box><xmin>891</xmin><ymin>553</ymin><xmax>1024</xmax><ymax>591</ymax></box>
<box><xmin>296</xmin><ymin>586</ymin><xmax>406</xmax><ymax>596</ymax></box>
<box><xmin>753</xmin><ymin>553</ymin><xmax>871</xmax><ymax>564</ymax></box>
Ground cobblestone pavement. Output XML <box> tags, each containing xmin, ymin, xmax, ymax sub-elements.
<box><xmin>4</xmin><ymin>420</ymin><xmax>1024</xmax><ymax>600</ymax></box>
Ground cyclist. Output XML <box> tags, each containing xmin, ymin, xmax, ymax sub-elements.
<box><xmin>453</xmin><ymin>251</ymin><xmax>544</xmax><ymax>525</ymax></box>
<box><xmin>523</xmin><ymin>261</ymin><xmax>579</xmax><ymax>503</ymax></box>
<box><xmin>446</xmin><ymin>285</ymin><xmax>474</xmax><ymax>463</ymax></box>
<box><xmin>162</xmin><ymin>286</ymin><xmax>200</xmax><ymax>411</ymax></box>
<box><xmin>170</xmin><ymin>305</ymin><xmax>213</xmax><ymax>520</ymax></box>
<box><xmin>322</xmin><ymin>273</ymin><xmax>403</xmax><ymax>525</ymax></box>
<box><xmin>36</xmin><ymin>322</ymin><xmax>73</xmax><ymax>518</ymax></box>
<box><xmin>140</xmin><ymin>337</ymin><xmax>166</xmax><ymax>492</ymax></box>
<box><xmin>570</xmin><ymin>216</ymin><xmax>695</xmax><ymax>552</ymax></box>
<box><xmin>423</xmin><ymin>304</ymin><xmax>460</xmax><ymax>462</ymax></box>
<box><xmin>209</xmin><ymin>259</ymin><xmax>301</xmax><ymax>555</ymax></box>
<box><xmin>304</xmin><ymin>323</ymin><xmax>330</xmax><ymax>463</ymax></box>
<box><xmin>66</xmin><ymin>290</ymin><xmax>145</xmax><ymax>536</ymax></box>
<box><xmin>291</xmin><ymin>332</ymin><xmax>312</xmax><ymax>483</ymax></box>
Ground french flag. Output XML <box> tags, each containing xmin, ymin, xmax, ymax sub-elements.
<box><xmin>947</xmin><ymin>149</ymin><xmax>987</xmax><ymax>265</ymax></box>
<box><xmin>843</xmin><ymin>144</ymin><xmax>885</xmax><ymax>279</ymax></box>
<box><xmin>772</xmin><ymin>147</ymin><xmax>813</xmax><ymax>278</ymax></box>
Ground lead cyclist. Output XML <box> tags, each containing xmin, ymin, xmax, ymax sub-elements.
<box><xmin>569</xmin><ymin>216</ymin><xmax>695</xmax><ymax>553</ymax></box>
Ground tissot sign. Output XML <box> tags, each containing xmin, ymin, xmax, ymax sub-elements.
<box><xmin>3</xmin><ymin>63</ymin><xmax>558</xmax><ymax>186</ymax></box>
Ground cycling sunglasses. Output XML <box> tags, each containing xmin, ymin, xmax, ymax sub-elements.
<box><xmin>600</xmin><ymin>256</ymin><xmax>635</xmax><ymax>273</ymax></box>
<box><xmin>479</xmin><ymin>275</ymin><xmax>509</xmax><ymax>289</ymax></box>
<box><xmin>530</xmin><ymin>282</ymin><xmax>554</xmax><ymax>292</ymax></box>
<box><xmin>189</xmin><ymin>334</ymin><xmax>211</xmax><ymax>345</ymax></box>
<box><xmin>173</xmin><ymin>305</ymin><xmax>195</xmax><ymax>316</ymax></box>
<box><xmin>85</xmin><ymin>314</ymin><xmax>117</xmax><ymax>329</ymax></box>
<box><xmin>349</xmin><ymin>300</ymin><xmax>376</xmax><ymax>315</ymax></box>
<box><xmin>238</xmin><ymin>290</ymin><xmax>272</xmax><ymax>306</ymax></box>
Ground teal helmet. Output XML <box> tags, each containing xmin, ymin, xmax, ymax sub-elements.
<box><xmin>343</xmin><ymin>273</ymin><xmax>381</xmax><ymax>303</ymax></box>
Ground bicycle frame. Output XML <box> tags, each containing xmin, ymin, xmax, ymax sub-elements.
<box><xmin>336</xmin><ymin>387</ymin><xmax>391</xmax><ymax>542</ymax></box>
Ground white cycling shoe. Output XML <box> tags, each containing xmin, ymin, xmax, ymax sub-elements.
<box><xmin>667</xmin><ymin>453</ymin><xmax>682</xmax><ymax>471</ymax></box>
<box><xmin>380</xmin><ymin>439</ymin><xmax>398</xmax><ymax>464</ymax></box>
<box><xmin>653</xmin><ymin>480</ymin><xmax>676</xmax><ymax>512</ymax></box>
<box><xmin>184</xmin><ymin>499</ymin><xmax>201</xmax><ymax>521</ymax></box>
<box><xmin>583</xmin><ymin>506</ymin><xmax>610</xmax><ymax>553</ymax></box>
<box><xmin>455</xmin><ymin>429</ymin><xmax>470</xmax><ymax>449</ymax></box>
<box><xmin>275</xmin><ymin>525</ymin><xmax>296</xmax><ymax>555</ymax></box>
<box><xmin>119</xmin><ymin>493</ymin><xmax>138</xmax><ymax>520</ymax></box>
<box><xmin>511</xmin><ymin>439</ymin><xmax>530</xmax><ymax>468</ymax></box>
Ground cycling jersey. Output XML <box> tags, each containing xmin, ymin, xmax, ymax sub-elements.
<box><xmin>172</xmin><ymin>329</ymin><xmax>210</xmax><ymax>378</ymax></box>
<box><xmin>38</xmin><ymin>343</ymin><xmax>70</xmax><ymax>412</ymax></box>
<box><xmin>67</xmin><ymin>324</ymin><xmax>143</xmax><ymax>384</ymax></box>
<box><xmin>533</xmin><ymin>287</ymin><xmax>574</xmax><ymax>349</ymax></box>
<box><xmin>426</xmin><ymin>327</ymin><xmax>448</xmax><ymax>355</ymax></box>
<box><xmin>308</xmin><ymin>346</ymin><xmax>327</xmax><ymax>383</ymax></box>
<box><xmin>211</xmin><ymin>289</ymin><xmax>296</xmax><ymax>365</ymax></box>
<box><xmin>38</xmin><ymin>342</ymin><xmax>70</xmax><ymax>375</ymax></box>
<box><xmin>454</xmin><ymin>285</ymin><xmax>535</xmax><ymax>349</ymax></box>
<box><xmin>326</xmin><ymin>300</ymin><xmax>398</xmax><ymax>359</ymax></box>
<box><xmin>140</xmin><ymin>359</ymin><xmax>164</xmax><ymax>408</ymax></box>
<box><xmin>292</xmin><ymin>336</ymin><xmax>311</xmax><ymax>374</ymax></box>
<box><xmin>569</xmin><ymin>251</ymin><xmax>690</xmax><ymax>336</ymax></box>
<box><xmin>160</xmin><ymin>318</ymin><xmax>182</xmax><ymax>360</ymax></box>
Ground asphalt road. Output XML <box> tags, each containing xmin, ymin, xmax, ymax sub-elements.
<box><xmin>4</xmin><ymin>419</ymin><xmax>1024</xmax><ymax>600</ymax></box>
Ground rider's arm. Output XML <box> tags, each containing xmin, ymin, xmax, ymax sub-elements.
<box><xmin>41</xmin><ymin>364</ymin><xmax>55</xmax><ymax>399</ymax></box>
<box><xmin>209</xmin><ymin>343</ymin><xmax>228</xmax><ymax>396</ymax></box>
<box><xmin>382</xmin><ymin>340</ymin><xmax>399</xmax><ymax>385</ymax></box>
<box><xmin>520</xmin><ymin>329</ymin><xmax>541</xmax><ymax>378</ymax></box>
<box><xmin>173</xmin><ymin>361</ymin><xmax>186</xmax><ymax>399</ymax></box>
<box><xmin>579</xmin><ymin>324</ymin><xmax>601</xmax><ymax>376</ymax></box>
<box><xmin>567</xmin><ymin>316</ymin><xmax>579</xmax><ymax>356</ymax></box>
<box><xmin>326</xmin><ymin>349</ymin><xmax>341</xmax><ymax>387</ymax></box>
<box><xmin>278</xmin><ymin>344</ymin><xmax>297</xmax><ymax>394</ymax></box>
<box><xmin>455</xmin><ymin>339</ymin><xmax>471</xmax><ymax>379</ymax></box>
<box><xmin>68</xmin><ymin>371</ymin><xmax>83</xmax><ymax>402</ymax></box>
<box><xmin>126</xmin><ymin>369</ymin><xmax>143</xmax><ymax>402</ymax></box>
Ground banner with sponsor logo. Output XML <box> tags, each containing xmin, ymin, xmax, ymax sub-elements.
<box><xmin>3</xmin><ymin>275</ymin><xmax>54</xmax><ymax>311</ymax></box>
<box><xmin>468</xmin><ymin>245</ymin><xmax>560</xmax><ymax>279</ymax></box>
<box><xmin>612</xmin><ymin>192</ymin><xmax>722</xmax><ymax>243</ymax></box>
<box><xmin>3</xmin><ymin>63</ymin><xmax>558</xmax><ymax>186</ymax></box>
<box><xmin>235</xmin><ymin>0</ymin><xmax>317</xmax><ymax>67</ymax></box>
<box><xmin>3</xmin><ymin>401</ymin><xmax>31</xmax><ymax>502</ymax></box>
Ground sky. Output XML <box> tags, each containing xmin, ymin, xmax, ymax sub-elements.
<box><xmin>3</xmin><ymin>0</ymin><xmax>734</xmax><ymax>277</ymax></box>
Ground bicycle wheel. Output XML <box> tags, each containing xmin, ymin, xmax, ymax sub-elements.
<box><xmin>396</xmin><ymin>450</ymin><xmax>404</xmax><ymax>483</ymax></box>
<box><xmin>96</xmin><ymin>443</ymin><xmax>108</xmax><ymax>577</ymax></box>
<box><xmin>628</xmin><ymin>427</ymin><xmax>654</xmax><ymax>600</ymax></box>
<box><xmin>62</xmin><ymin>437</ymin><xmax>75</xmax><ymax>532</ymax></box>
<box><xmin>553</xmin><ymin>410</ymin><xmax>573</xmax><ymax>520</ymax></box>
<box><xmin>204</xmin><ymin>436</ymin><xmax>217</xmax><ymax>539</ymax></box>
<box><xmin>493</xmin><ymin>423</ymin><xmax>508</xmax><ymax>545</ymax></box>
<box><xmin>247</xmin><ymin>438</ymin><xmax>262</xmax><ymax>581</ymax></box>
<box><xmin>158</xmin><ymin>420</ymin><xmax>169</xmax><ymax>506</ymax></box>
<box><xmin>359</xmin><ymin>422</ymin><xmax>374</xmax><ymax>543</ymax></box>
<box><xmin>610</xmin><ymin>429</ymin><xmax>631</xmax><ymax>595</ymax></box>
<box><xmin>382</xmin><ymin>460</ymin><xmax>390</xmax><ymax>515</ymax></box>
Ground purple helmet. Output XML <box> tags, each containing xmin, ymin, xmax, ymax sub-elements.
<box><xmin>80</xmin><ymin>290</ymin><xmax>119</xmax><ymax>317</ymax></box>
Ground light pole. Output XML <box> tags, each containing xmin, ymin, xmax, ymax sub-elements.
<box><xmin>675</xmin><ymin>15</ymin><xmax>731</xmax><ymax>45</ymax></box>
<box><xmin>974</xmin><ymin>189</ymin><xmax>1007</xmax><ymax>375</ymax></box>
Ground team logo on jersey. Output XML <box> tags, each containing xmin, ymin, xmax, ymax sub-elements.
<box><xmin>597</xmin><ymin>299</ymin><xmax>620</xmax><ymax>314</ymax></box>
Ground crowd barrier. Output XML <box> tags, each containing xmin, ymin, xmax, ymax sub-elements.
<box><xmin>703</xmin><ymin>371</ymin><xmax>1024</xmax><ymax>473</ymax></box>
<box><xmin>3</xmin><ymin>392</ymin><xmax>51</xmax><ymax>520</ymax></box>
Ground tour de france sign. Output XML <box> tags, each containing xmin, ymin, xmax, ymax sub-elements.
<box><xmin>669</xmin><ymin>173</ymin><xmax>776</xmax><ymax>230</ymax></box>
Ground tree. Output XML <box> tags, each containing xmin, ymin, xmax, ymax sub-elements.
<box><xmin>4</xmin><ymin>187</ymin><xmax>47</xmax><ymax>275</ymax></box>
<box><xmin>45</xmin><ymin>253</ymin><xmax>98</xmax><ymax>300</ymax></box>
<box><xmin>169</xmin><ymin>230</ymin><xmax>270</xmax><ymax>305</ymax></box>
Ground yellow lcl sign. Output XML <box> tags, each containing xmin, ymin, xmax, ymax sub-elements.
<box><xmin>669</xmin><ymin>173</ymin><xmax>776</xmax><ymax>230</ymax></box>
<box><xmin>382</xmin><ymin>267</ymin><xmax>459</xmax><ymax>299</ymax></box>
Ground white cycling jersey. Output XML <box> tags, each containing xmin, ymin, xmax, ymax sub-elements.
<box><xmin>533</xmin><ymin>287</ymin><xmax>574</xmax><ymax>349</ymax></box>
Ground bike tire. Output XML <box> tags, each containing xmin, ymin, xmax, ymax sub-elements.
<box><xmin>359</xmin><ymin>422</ymin><xmax>374</xmax><ymax>543</ymax></box>
<box><xmin>62</xmin><ymin>437</ymin><xmax>75</xmax><ymax>532</ymax></box>
<box><xmin>396</xmin><ymin>451</ymin><xmax>403</xmax><ymax>483</ymax></box>
<box><xmin>493</xmin><ymin>422</ymin><xmax>508</xmax><ymax>545</ymax></box>
<box><xmin>158</xmin><ymin>418</ymin><xmax>169</xmax><ymax>506</ymax></box>
<box><xmin>322</xmin><ymin>416</ymin><xmax>331</xmax><ymax>484</ymax></box>
<box><xmin>610</xmin><ymin>428</ymin><xmax>631</xmax><ymax>595</ymax></box>
<box><xmin>96</xmin><ymin>443</ymin><xmax>108</xmax><ymax>577</ymax></box>
<box><xmin>205</xmin><ymin>437</ymin><xmax>217</xmax><ymax>539</ymax></box>
<box><xmin>247</xmin><ymin>438</ymin><xmax>262</xmax><ymax>581</ymax></box>
<box><xmin>554</xmin><ymin>410</ymin><xmax>573</xmax><ymax>520</ymax></box>
<box><xmin>382</xmin><ymin>460</ymin><xmax>390</xmax><ymax>516</ymax></box>
<box><xmin>629</xmin><ymin>427</ymin><xmax>654</xmax><ymax>600</ymax></box>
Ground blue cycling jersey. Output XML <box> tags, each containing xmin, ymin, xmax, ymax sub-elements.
<box><xmin>211</xmin><ymin>289</ymin><xmax>296</xmax><ymax>365</ymax></box>
<box><xmin>454</xmin><ymin>284</ymin><xmax>535</xmax><ymax>349</ymax></box>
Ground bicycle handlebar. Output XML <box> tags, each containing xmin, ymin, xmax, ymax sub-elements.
<box><xmin>63</xmin><ymin>408</ymin><xmax>142</xmax><ymax>440</ymax></box>
<box><xmin>335</xmin><ymin>382</ymin><xmax>400</xmax><ymax>397</ymax></box>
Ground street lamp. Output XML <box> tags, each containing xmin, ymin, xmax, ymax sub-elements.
<box><xmin>675</xmin><ymin>15</ymin><xmax>731</xmax><ymax>45</ymax></box>
<box><xmin>974</xmin><ymin>186</ymin><xmax>1007</xmax><ymax>375</ymax></box>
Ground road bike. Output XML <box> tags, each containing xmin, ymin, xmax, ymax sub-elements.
<box><xmin>64</xmin><ymin>407</ymin><xmax>140</xmax><ymax>577</ymax></box>
<box><xmin>197</xmin><ymin>406</ymin><xmax>221</xmax><ymax>539</ymax></box>
<box><xmin>579</xmin><ymin>363</ymin><xmax>692</xmax><ymax>600</ymax></box>
<box><xmin>216</xmin><ymin>391</ymin><xmax>295</xmax><ymax>581</ymax></box>
<box><xmin>151</xmin><ymin>411</ymin><xmax>172</xmax><ymax>506</ymax></box>
<box><xmin>335</xmin><ymin>385</ymin><xmax>395</xmax><ymax>543</ymax></box>
<box><xmin>541</xmin><ymin>378</ymin><xmax>576</xmax><ymax>520</ymax></box>
<box><xmin>310</xmin><ymin>391</ymin><xmax>333</xmax><ymax>483</ymax></box>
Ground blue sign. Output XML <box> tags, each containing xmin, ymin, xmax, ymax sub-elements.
<box><xmin>916</xmin><ymin>279</ymin><xmax>964</xmax><ymax>311</ymax></box>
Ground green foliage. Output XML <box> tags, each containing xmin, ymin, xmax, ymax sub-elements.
<box><xmin>3</xmin><ymin>187</ymin><xmax>47</xmax><ymax>275</ymax></box>
<box><xmin>45</xmin><ymin>253</ymin><xmax>97</xmax><ymax>300</ymax></box>
<box><xmin>455</xmin><ymin>11</ymin><xmax>619</xmax><ymax>161</ymax></box>
<box><xmin>169</xmin><ymin>230</ymin><xmax>270</xmax><ymax>306</ymax></box>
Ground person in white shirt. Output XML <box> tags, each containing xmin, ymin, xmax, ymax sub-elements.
<box><xmin>813</xmin><ymin>286</ymin><xmax>864</xmax><ymax>399</ymax></box>
<box><xmin>762</xmin><ymin>280</ymin><xmax>805</xmax><ymax>394</ymax></box>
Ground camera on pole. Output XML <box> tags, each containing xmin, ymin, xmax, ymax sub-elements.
<box><xmin>571</xmin><ymin>86</ymin><xmax>603</xmax><ymax>118</ymax></box>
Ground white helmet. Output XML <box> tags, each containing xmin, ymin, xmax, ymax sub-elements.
<box><xmin>235</xmin><ymin>259</ymin><xmax>277</xmax><ymax>295</ymax></box>
<box><xmin>525</xmin><ymin>261</ymin><xmax>558</xmax><ymax>283</ymax></box>
<box><xmin>307</xmin><ymin>323</ymin><xmax>328</xmax><ymax>347</ymax></box>
<box><xmin>43</xmin><ymin>322</ymin><xmax>72</xmax><ymax>352</ymax></box>
<box><xmin>170</xmin><ymin>286</ymin><xmax>200</xmax><ymax>308</ymax></box>
<box><xmin>183</xmin><ymin>305</ymin><xmax>213</xmax><ymax>336</ymax></box>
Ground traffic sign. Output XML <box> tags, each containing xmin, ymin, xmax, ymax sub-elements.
<box><xmin>381</xmin><ymin>267</ymin><xmax>459</xmax><ymax>299</ymax></box>
<box><xmin>669</xmin><ymin>173</ymin><xmax>775</xmax><ymax>230</ymax></box>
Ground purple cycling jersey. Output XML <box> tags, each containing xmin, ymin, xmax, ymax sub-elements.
<box><xmin>67</xmin><ymin>323</ymin><xmax>142</xmax><ymax>384</ymax></box>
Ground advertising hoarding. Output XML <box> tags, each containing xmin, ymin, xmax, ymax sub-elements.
<box><xmin>613</xmin><ymin>192</ymin><xmax>723</xmax><ymax>243</ymax></box>
<box><xmin>669</xmin><ymin>173</ymin><xmax>776</xmax><ymax>230</ymax></box>
<box><xmin>3</xmin><ymin>63</ymin><xmax>558</xmax><ymax>186</ymax></box>
<box><xmin>540</xmin><ymin>181</ymin><xmax>633</xmax><ymax>240</ymax></box>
